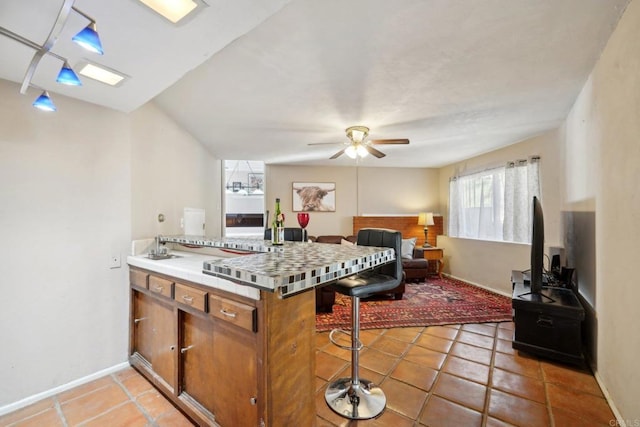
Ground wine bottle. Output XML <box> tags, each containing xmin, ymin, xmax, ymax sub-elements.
<box><xmin>272</xmin><ymin>198</ymin><xmax>285</xmax><ymax>245</ymax></box>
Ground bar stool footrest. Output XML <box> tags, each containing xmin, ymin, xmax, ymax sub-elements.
<box><xmin>328</xmin><ymin>328</ymin><xmax>363</xmax><ymax>351</ymax></box>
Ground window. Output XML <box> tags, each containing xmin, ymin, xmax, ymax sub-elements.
<box><xmin>449</xmin><ymin>157</ymin><xmax>540</xmax><ymax>243</ymax></box>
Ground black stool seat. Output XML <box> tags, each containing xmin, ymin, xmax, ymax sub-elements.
<box><xmin>325</xmin><ymin>228</ymin><xmax>402</xmax><ymax>420</ymax></box>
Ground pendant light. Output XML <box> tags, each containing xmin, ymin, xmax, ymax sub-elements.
<box><xmin>33</xmin><ymin>91</ymin><xmax>57</xmax><ymax>112</ymax></box>
<box><xmin>56</xmin><ymin>61</ymin><xmax>82</xmax><ymax>86</ymax></box>
<box><xmin>72</xmin><ymin>21</ymin><xmax>104</xmax><ymax>55</ymax></box>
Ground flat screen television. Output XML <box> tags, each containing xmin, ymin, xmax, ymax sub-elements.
<box><xmin>530</xmin><ymin>196</ymin><xmax>545</xmax><ymax>294</ymax></box>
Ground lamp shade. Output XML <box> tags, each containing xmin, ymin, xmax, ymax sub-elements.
<box><xmin>417</xmin><ymin>212</ymin><xmax>435</xmax><ymax>226</ymax></box>
<box><xmin>33</xmin><ymin>91</ymin><xmax>56</xmax><ymax>111</ymax></box>
<box><xmin>72</xmin><ymin>22</ymin><xmax>104</xmax><ymax>55</ymax></box>
<box><xmin>56</xmin><ymin>62</ymin><xmax>82</xmax><ymax>85</ymax></box>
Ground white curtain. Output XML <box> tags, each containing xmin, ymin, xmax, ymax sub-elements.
<box><xmin>449</xmin><ymin>157</ymin><xmax>540</xmax><ymax>243</ymax></box>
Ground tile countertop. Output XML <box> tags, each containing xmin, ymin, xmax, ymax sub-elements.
<box><xmin>160</xmin><ymin>235</ymin><xmax>397</xmax><ymax>298</ymax></box>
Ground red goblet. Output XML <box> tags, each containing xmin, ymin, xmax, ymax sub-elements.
<box><xmin>297</xmin><ymin>213</ymin><xmax>310</xmax><ymax>241</ymax></box>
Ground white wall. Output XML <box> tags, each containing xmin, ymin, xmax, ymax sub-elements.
<box><xmin>564</xmin><ymin>0</ymin><xmax>640</xmax><ymax>419</ymax></box>
<box><xmin>265</xmin><ymin>165</ymin><xmax>439</xmax><ymax>237</ymax></box>
<box><xmin>0</xmin><ymin>80</ymin><xmax>131</xmax><ymax>407</ymax></box>
<box><xmin>130</xmin><ymin>103</ymin><xmax>221</xmax><ymax>239</ymax></box>
<box><xmin>0</xmin><ymin>80</ymin><xmax>222</xmax><ymax>409</ymax></box>
<box><xmin>437</xmin><ymin>130</ymin><xmax>564</xmax><ymax>294</ymax></box>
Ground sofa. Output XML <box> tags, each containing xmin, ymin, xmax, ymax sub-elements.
<box><xmin>310</xmin><ymin>235</ymin><xmax>427</xmax><ymax>312</ymax></box>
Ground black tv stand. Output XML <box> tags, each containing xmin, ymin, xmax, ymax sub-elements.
<box><xmin>511</xmin><ymin>270</ymin><xmax>585</xmax><ymax>365</ymax></box>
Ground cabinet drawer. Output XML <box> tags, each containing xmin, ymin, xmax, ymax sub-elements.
<box><xmin>209</xmin><ymin>295</ymin><xmax>257</xmax><ymax>333</ymax></box>
<box><xmin>149</xmin><ymin>276</ymin><xmax>173</xmax><ymax>298</ymax></box>
<box><xmin>175</xmin><ymin>283</ymin><xmax>207</xmax><ymax>312</ymax></box>
<box><xmin>130</xmin><ymin>269</ymin><xmax>148</xmax><ymax>289</ymax></box>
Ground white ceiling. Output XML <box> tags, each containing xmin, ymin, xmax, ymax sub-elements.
<box><xmin>0</xmin><ymin>0</ymin><xmax>630</xmax><ymax>167</ymax></box>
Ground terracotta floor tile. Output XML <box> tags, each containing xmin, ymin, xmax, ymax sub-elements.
<box><xmin>424</xmin><ymin>325</ymin><xmax>459</xmax><ymax>340</ymax></box>
<box><xmin>390</xmin><ymin>359</ymin><xmax>438</xmax><ymax>391</ymax></box>
<box><xmin>550</xmin><ymin>405</ymin><xmax>613</xmax><ymax>427</ymax></box>
<box><xmin>488</xmin><ymin>389</ymin><xmax>549</xmax><ymax>426</ymax></box>
<box><xmin>546</xmin><ymin>383</ymin><xmax>615</xmax><ymax>425</ymax></box>
<box><xmin>495</xmin><ymin>338</ymin><xmax>517</xmax><ymax>355</ymax></box>
<box><xmin>383</xmin><ymin>327</ymin><xmax>423</xmax><ymax>343</ymax></box>
<box><xmin>360</xmin><ymin>329</ymin><xmax>385</xmax><ymax>346</ymax></box>
<box><xmin>61</xmin><ymin>383</ymin><xmax>129</xmax><ymax>426</ymax></box>
<box><xmin>496</xmin><ymin>327</ymin><xmax>514</xmax><ymax>340</ymax></box>
<box><xmin>113</xmin><ymin>367</ymin><xmax>138</xmax><ymax>382</ymax></box>
<box><xmin>457</xmin><ymin>330</ymin><xmax>495</xmax><ymax>350</ymax></box>
<box><xmin>498</xmin><ymin>321</ymin><xmax>515</xmax><ymax>331</ymax></box>
<box><xmin>135</xmin><ymin>389</ymin><xmax>176</xmax><ymax>420</ymax></box>
<box><xmin>0</xmin><ymin>397</ymin><xmax>55</xmax><ymax>425</ymax></box>
<box><xmin>358</xmin><ymin>347</ymin><xmax>399</xmax><ymax>375</ymax></box>
<box><xmin>154</xmin><ymin>407</ymin><xmax>196</xmax><ymax>427</ymax></box>
<box><xmin>419</xmin><ymin>395</ymin><xmax>483</xmax><ymax>427</ymax></box>
<box><xmin>368</xmin><ymin>335</ymin><xmax>411</xmax><ymax>357</ymax></box>
<box><xmin>432</xmin><ymin>373</ymin><xmax>487</xmax><ymax>412</ymax></box>
<box><xmin>491</xmin><ymin>368</ymin><xmax>546</xmax><ymax>403</ymax></box>
<box><xmin>541</xmin><ymin>360</ymin><xmax>602</xmax><ymax>396</ymax></box>
<box><xmin>493</xmin><ymin>351</ymin><xmax>541</xmax><ymax>379</ymax></box>
<box><xmin>10</xmin><ymin>408</ymin><xmax>63</xmax><ymax>427</ymax></box>
<box><xmin>316</xmin><ymin>415</ymin><xmax>337</xmax><ymax>426</ymax></box>
<box><xmin>322</xmin><ymin>342</ymin><xmax>352</xmax><ymax>362</ymax></box>
<box><xmin>485</xmin><ymin>416</ymin><xmax>517</xmax><ymax>427</ymax></box>
<box><xmin>461</xmin><ymin>323</ymin><xmax>497</xmax><ymax>337</ymax></box>
<box><xmin>314</xmin><ymin>386</ymin><xmax>351</xmax><ymax>427</ymax></box>
<box><xmin>334</xmin><ymin>364</ymin><xmax>385</xmax><ymax>386</ymax></box>
<box><xmin>442</xmin><ymin>355</ymin><xmax>490</xmax><ymax>385</ymax></box>
<box><xmin>78</xmin><ymin>402</ymin><xmax>148</xmax><ymax>427</ymax></box>
<box><xmin>316</xmin><ymin>376</ymin><xmax>327</xmax><ymax>392</ymax></box>
<box><xmin>415</xmin><ymin>333</ymin><xmax>454</xmax><ymax>353</ymax></box>
<box><xmin>58</xmin><ymin>376</ymin><xmax>115</xmax><ymax>403</ymax></box>
<box><xmin>316</xmin><ymin>351</ymin><xmax>349</xmax><ymax>381</ymax></box>
<box><xmin>316</xmin><ymin>332</ymin><xmax>331</xmax><ymax>350</ymax></box>
<box><xmin>354</xmin><ymin>408</ymin><xmax>414</xmax><ymax>427</ymax></box>
<box><xmin>450</xmin><ymin>341</ymin><xmax>493</xmax><ymax>365</ymax></box>
<box><xmin>444</xmin><ymin>323</ymin><xmax>461</xmax><ymax>330</ymax></box>
<box><xmin>119</xmin><ymin>373</ymin><xmax>154</xmax><ymax>397</ymax></box>
<box><xmin>404</xmin><ymin>345</ymin><xmax>447</xmax><ymax>370</ymax></box>
<box><xmin>380</xmin><ymin>377</ymin><xmax>427</xmax><ymax>420</ymax></box>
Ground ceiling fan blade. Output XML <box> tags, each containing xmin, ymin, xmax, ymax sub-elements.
<box><xmin>369</xmin><ymin>138</ymin><xmax>410</xmax><ymax>145</ymax></box>
<box><xmin>365</xmin><ymin>145</ymin><xmax>386</xmax><ymax>158</ymax></box>
<box><xmin>330</xmin><ymin>149</ymin><xmax>346</xmax><ymax>159</ymax></box>
<box><xmin>308</xmin><ymin>141</ymin><xmax>343</xmax><ymax>146</ymax></box>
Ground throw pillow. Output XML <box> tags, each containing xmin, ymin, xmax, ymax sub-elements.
<box><xmin>341</xmin><ymin>238</ymin><xmax>355</xmax><ymax>246</ymax></box>
<box><xmin>401</xmin><ymin>237</ymin><xmax>416</xmax><ymax>259</ymax></box>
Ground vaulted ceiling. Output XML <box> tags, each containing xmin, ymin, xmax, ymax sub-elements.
<box><xmin>0</xmin><ymin>0</ymin><xmax>630</xmax><ymax>167</ymax></box>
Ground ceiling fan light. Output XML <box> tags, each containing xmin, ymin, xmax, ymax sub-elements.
<box><xmin>56</xmin><ymin>62</ymin><xmax>82</xmax><ymax>86</ymax></box>
<box><xmin>345</xmin><ymin>145</ymin><xmax>357</xmax><ymax>159</ymax></box>
<box><xmin>33</xmin><ymin>91</ymin><xmax>56</xmax><ymax>112</ymax></box>
<box><xmin>351</xmin><ymin>129</ymin><xmax>365</xmax><ymax>143</ymax></box>
<box><xmin>72</xmin><ymin>22</ymin><xmax>104</xmax><ymax>55</ymax></box>
<box><xmin>356</xmin><ymin>144</ymin><xmax>368</xmax><ymax>157</ymax></box>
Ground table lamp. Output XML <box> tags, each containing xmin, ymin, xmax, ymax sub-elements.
<box><xmin>418</xmin><ymin>212</ymin><xmax>435</xmax><ymax>247</ymax></box>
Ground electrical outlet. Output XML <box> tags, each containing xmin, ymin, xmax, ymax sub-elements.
<box><xmin>109</xmin><ymin>254</ymin><xmax>121</xmax><ymax>269</ymax></box>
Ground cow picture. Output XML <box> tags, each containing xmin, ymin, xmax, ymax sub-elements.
<box><xmin>292</xmin><ymin>182</ymin><xmax>336</xmax><ymax>212</ymax></box>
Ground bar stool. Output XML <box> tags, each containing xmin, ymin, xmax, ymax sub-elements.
<box><xmin>263</xmin><ymin>227</ymin><xmax>305</xmax><ymax>241</ymax></box>
<box><xmin>324</xmin><ymin>228</ymin><xmax>403</xmax><ymax>420</ymax></box>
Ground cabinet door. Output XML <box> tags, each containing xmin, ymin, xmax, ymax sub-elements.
<box><xmin>153</xmin><ymin>300</ymin><xmax>176</xmax><ymax>391</ymax></box>
<box><xmin>211</xmin><ymin>322</ymin><xmax>258</xmax><ymax>427</ymax></box>
<box><xmin>180</xmin><ymin>311</ymin><xmax>215</xmax><ymax>412</ymax></box>
<box><xmin>132</xmin><ymin>291</ymin><xmax>153</xmax><ymax>362</ymax></box>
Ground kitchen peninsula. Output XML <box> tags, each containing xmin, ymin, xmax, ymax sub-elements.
<box><xmin>127</xmin><ymin>236</ymin><xmax>395</xmax><ymax>426</ymax></box>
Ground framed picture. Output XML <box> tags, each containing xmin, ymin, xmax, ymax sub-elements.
<box><xmin>248</xmin><ymin>173</ymin><xmax>263</xmax><ymax>190</ymax></box>
<box><xmin>292</xmin><ymin>182</ymin><xmax>336</xmax><ymax>212</ymax></box>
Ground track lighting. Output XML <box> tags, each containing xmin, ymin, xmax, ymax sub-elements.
<box><xmin>56</xmin><ymin>61</ymin><xmax>82</xmax><ymax>86</ymax></box>
<box><xmin>0</xmin><ymin>0</ymin><xmax>105</xmax><ymax>111</ymax></box>
<box><xmin>33</xmin><ymin>91</ymin><xmax>57</xmax><ymax>112</ymax></box>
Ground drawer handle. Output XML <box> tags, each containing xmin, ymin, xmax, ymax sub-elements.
<box><xmin>220</xmin><ymin>309</ymin><xmax>237</xmax><ymax>318</ymax></box>
<box><xmin>180</xmin><ymin>345</ymin><xmax>194</xmax><ymax>354</ymax></box>
<box><xmin>182</xmin><ymin>295</ymin><xmax>194</xmax><ymax>304</ymax></box>
<box><xmin>134</xmin><ymin>317</ymin><xmax>147</xmax><ymax>324</ymax></box>
<box><xmin>537</xmin><ymin>315</ymin><xmax>554</xmax><ymax>328</ymax></box>
<box><xmin>152</xmin><ymin>285</ymin><xmax>164</xmax><ymax>293</ymax></box>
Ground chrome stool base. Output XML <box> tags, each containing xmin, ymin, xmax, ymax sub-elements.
<box><xmin>325</xmin><ymin>377</ymin><xmax>386</xmax><ymax>420</ymax></box>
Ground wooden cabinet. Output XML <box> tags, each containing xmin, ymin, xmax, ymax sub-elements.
<box><xmin>130</xmin><ymin>267</ymin><xmax>296</xmax><ymax>426</ymax></box>
<box><xmin>423</xmin><ymin>247</ymin><xmax>444</xmax><ymax>278</ymax></box>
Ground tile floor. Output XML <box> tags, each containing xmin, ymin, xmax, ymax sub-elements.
<box><xmin>0</xmin><ymin>322</ymin><xmax>615</xmax><ymax>427</ymax></box>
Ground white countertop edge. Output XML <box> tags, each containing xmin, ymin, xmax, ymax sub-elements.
<box><xmin>127</xmin><ymin>251</ymin><xmax>261</xmax><ymax>301</ymax></box>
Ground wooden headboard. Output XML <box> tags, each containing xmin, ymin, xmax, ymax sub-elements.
<box><xmin>353</xmin><ymin>215</ymin><xmax>444</xmax><ymax>247</ymax></box>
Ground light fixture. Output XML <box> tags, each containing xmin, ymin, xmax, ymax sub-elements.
<box><xmin>33</xmin><ymin>91</ymin><xmax>57</xmax><ymax>112</ymax></box>
<box><xmin>417</xmin><ymin>212</ymin><xmax>435</xmax><ymax>248</ymax></box>
<box><xmin>138</xmin><ymin>0</ymin><xmax>207</xmax><ymax>24</ymax></box>
<box><xmin>77</xmin><ymin>61</ymin><xmax>128</xmax><ymax>86</ymax></box>
<box><xmin>56</xmin><ymin>61</ymin><xmax>82</xmax><ymax>86</ymax></box>
<box><xmin>345</xmin><ymin>145</ymin><xmax>357</xmax><ymax>159</ymax></box>
<box><xmin>0</xmin><ymin>0</ymin><xmax>105</xmax><ymax>111</ymax></box>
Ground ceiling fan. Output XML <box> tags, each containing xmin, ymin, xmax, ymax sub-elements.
<box><xmin>309</xmin><ymin>126</ymin><xmax>409</xmax><ymax>159</ymax></box>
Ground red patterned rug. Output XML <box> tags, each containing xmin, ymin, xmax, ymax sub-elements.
<box><xmin>316</xmin><ymin>276</ymin><xmax>512</xmax><ymax>332</ymax></box>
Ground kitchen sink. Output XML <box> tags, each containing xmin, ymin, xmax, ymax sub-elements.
<box><xmin>146</xmin><ymin>253</ymin><xmax>181</xmax><ymax>260</ymax></box>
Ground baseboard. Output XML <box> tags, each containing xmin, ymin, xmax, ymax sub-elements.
<box><xmin>0</xmin><ymin>361</ymin><xmax>130</xmax><ymax>417</ymax></box>
<box><xmin>444</xmin><ymin>274</ymin><xmax>512</xmax><ymax>298</ymax></box>
<box><xmin>593</xmin><ymin>369</ymin><xmax>626</xmax><ymax>426</ymax></box>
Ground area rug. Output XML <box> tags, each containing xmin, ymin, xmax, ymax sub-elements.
<box><xmin>316</xmin><ymin>276</ymin><xmax>512</xmax><ymax>332</ymax></box>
